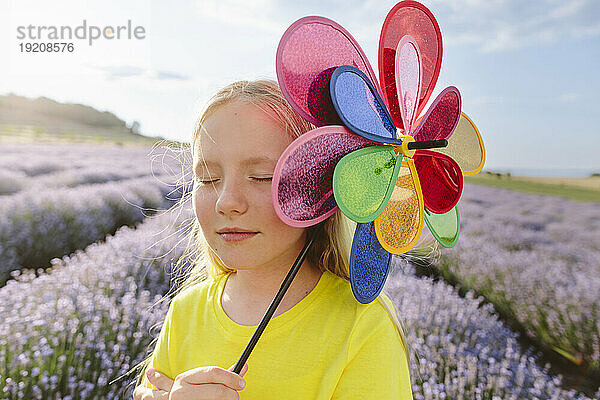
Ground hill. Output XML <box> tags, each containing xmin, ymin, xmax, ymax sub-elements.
<box><xmin>0</xmin><ymin>94</ymin><xmax>182</xmax><ymax>147</ymax></box>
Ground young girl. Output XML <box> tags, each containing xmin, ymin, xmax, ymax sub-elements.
<box><xmin>133</xmin><ymin>79</ymin><xmax>414</xmax><ymax>399</ymax></box>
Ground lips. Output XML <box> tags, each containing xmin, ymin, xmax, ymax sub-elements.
<box><xmin>218</xmin><ymin>231</ymin><xmax>259</xmax><ymax>242</ymax></box>
<box><xmin>217</xmin><ymin>227</ymin><xmax>258</xmax><ymax>234</ymax></box>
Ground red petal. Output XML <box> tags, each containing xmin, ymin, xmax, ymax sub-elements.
<box><xmin>378</xmin><ymin>1</ymin><xmax>443</xmax><ymax>129</ymax></box>
<box><xmin>413</xmin><ymin>149</ymin><xmax>463</xmax><ymax>214</ymax></box>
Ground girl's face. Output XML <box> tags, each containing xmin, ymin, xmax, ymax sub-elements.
<box><xmin>192</xmin><ymin>100</ymin><xmax>307</xmax><ymax>271</ymax></box>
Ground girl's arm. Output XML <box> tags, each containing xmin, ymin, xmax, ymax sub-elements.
<box><xmin>133</xmin><ymin>368</ymin><xmax>172</xmax><ymax>400</ymax></box>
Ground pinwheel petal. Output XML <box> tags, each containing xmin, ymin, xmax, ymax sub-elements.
<box><xmin>276</xmin><ymin>16</ymin><xmax>380</xmax><ymax>127</ymax></box>
<box><xmin>412</xmin><ymin>86</ymin><xmax>461</xmax><ymax>141</ymax></box>
<box><xmin>424</xmin><ymin>206</ymin><xmax>460</xmax><ymax>248</ymax></box>
<box><xmin>413</xmin><ymin>149</ymin><xmax>463</xmax><ymax>214</ymax></box>
<box><xmin>333</xmin><ymin>145</ymin><xmax>403</xmax><ymax>223</ymax></box>
<box><xmin>349</xmin><ymin>221</ymin><xmax>392</xmax><ymax>304</ymax></box>
<box><xmin>272</xmin><ymin>125</ymin><xmax>375</xmax><ymax>227</ymax></box>
<box><xmin>395</xmin><ymin>35</ymin><xmax>422</xmax><ymax>134</ymax></box>
<box><xmin>432</xmin><ymin>112</ymin><xmax>485</xmax><ymax>176</ymax></box>
<box><xmin>374</xmin><ymin>159</ymin><xmax>424</xmax><ymax>254</ymax></box>
<box><xmin>379</xmin><ymin>1</ymin><xmax>443</xmax><ymax>130</ymax></box>
<box><xmin>330</xmin><ymin>65</ymin><xmax>402</xmax><ymax>144</ymax></box>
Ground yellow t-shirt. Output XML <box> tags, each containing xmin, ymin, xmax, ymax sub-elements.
<box><xmin>141</xmin><ymin>270</ymin><xmax>413</xmax><ymax>399</ymax></box>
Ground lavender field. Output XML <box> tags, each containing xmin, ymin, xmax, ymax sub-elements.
<box><xmin>1</xmin><ymin>142</ymin><xmax>598</xmax><ymax>398</ymax></box>
<box><xmin>0</xmin><ymin>205</ymin><xmax>191</xmax><ymax>399</ymax></box>
<box><xmin>386</xmin><ymin>259</ymin><xmax>600</xmax><ymax>400</ymax></box>
<box><xmin>0</xmin><ymin>142</ymin><xmax>175</xmax><ymax>196</ymax></box>
<box><xmin>437</xmin><ymin>184</ymin><xmax>600</xmax><ymax>373</ymax></box>
<box><xmin>0</xmin><ymin>143</ymin><xmax>185</xmax><ymax>282</ymax></box>
<box><xmin>2</xmin><ymin>200</ymin><xmax>598</xmax><ymax>399</ymax></box>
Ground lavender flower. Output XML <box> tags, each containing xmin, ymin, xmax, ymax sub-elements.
<box><xmin>385</xmin><ymin>259</ymin><xmax>596</xmax><ymax>399</ymax></box>
<box><xmin>0</xmin><ymin>205</ymin><xmax>193</xmax><ymax>399</ymax></box>
<box><xmin>435</xmin><ymin>184</ymin><xmax>600</xmax><ymax>368</ymax></box>
<box><xmin>0</xmin><ymin>142</ymin><xmax>185</xmax><ymax>281</ymax></box>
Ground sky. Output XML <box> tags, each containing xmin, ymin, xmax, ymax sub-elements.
<box><xmin>1</xmin><ymin>0</ymin><xmax>599</xmax><ymax>175</ymax></box>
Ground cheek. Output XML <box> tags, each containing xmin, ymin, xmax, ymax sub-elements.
<box><xmin>257</xmin><ymin>187</ymin><xmax>284</xmax><ymax>226</ymax></box>
<box><xmin>260</xmin><ymin>196</ymin><xmax>305</xmax><ymax>237</ymax></box>
<box><xmin>192</xmin><ymin>186</ymin><xmax>214</xmax><ymax>223</ymax></box>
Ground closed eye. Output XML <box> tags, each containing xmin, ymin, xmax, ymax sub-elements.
<box><xmin>251</xmin><ymin>177</ymin><xmax>272</xmax><ymax>182</ymax></box>
<box><xmin>197</xmin><ymin>179</ymin><xmax>217</xmax><ymax>185</ymax></box>
<box><xmin>195</xmin><ymin>177</ymin><xmax>272</xmax><ymax>184</ymax></box>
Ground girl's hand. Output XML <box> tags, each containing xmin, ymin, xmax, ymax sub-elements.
<box><xmin>168</xmin><ymin>363</ymin><xmax>249</xmax><ymax>400</ymax></box>
<box><xmin>133</xmin><ymin>363</ymin><xmax>248</xmax><ymax>400</ymax></box>
<box><xmin>132</xmin><ymin>368</ymin><xmax>174</xmax><ymax>400</ymax></box>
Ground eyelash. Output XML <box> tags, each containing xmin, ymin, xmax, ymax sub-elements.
<box><xmin>196</xmin><ymin>177</ymin><xmax>272</xmax><ymax>184</ymax></box>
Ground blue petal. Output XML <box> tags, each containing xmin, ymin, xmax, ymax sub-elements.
<box><xmin>330</xmin><ymin>65</ymin><xmax>402</xmax><ymax>145</ymax></box>
<box><xmin>349</xmin><ymin>221</ymin><xmax>392</xmax><ymax>304</ymax></box>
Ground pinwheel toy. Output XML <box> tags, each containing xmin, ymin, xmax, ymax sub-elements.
<box><xmin>232</xmin><ymin>1</ymin><xmax>485</xmax><ymax>373</ymax></box>
<box><xmin>272</xmin><ymin>1</ymin><xmax>485</xmax><ymax>305</ymax></box>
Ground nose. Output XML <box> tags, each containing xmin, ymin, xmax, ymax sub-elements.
<box><xmin>215</xmin><ymin>179</ymin><xmax>249</xmax><ymax>217</ymax></box>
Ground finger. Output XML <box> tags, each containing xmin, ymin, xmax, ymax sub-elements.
<box><xmin>180</xmin><ymin>383</ymin><xmax>240</xmax><ymax>400</ymax></box>
<box><xmin>180</xmin><ymin>366</ymin><xmax>246</xmax><ymax>391</ymax></box>
<box><xmin>132</xmin><ymin>385</ymin><xmax>169</xmax><ymax>400</ymax></box>
<box><xmin>146</xmin><ymin>368</ymin><xmax>174</xmax><ymax>392</ymax></box>
<box><xmin>227</xmin><ymin>362</ymin><xmax>249</xmax><ymax>377</ymax></box>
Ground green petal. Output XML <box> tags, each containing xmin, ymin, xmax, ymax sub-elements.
<box><xmin>333</xmin><ymin>145</ymin><xmax>402</xmax><ymax>223</ymax></box>
<box><xmin>424</xmin><ymin>206</ymin><xmax>460</xmax><ymax>248</ymax></box>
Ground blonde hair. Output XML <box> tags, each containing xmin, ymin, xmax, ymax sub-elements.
<box><xmin>129</xmin><ymin>79</ymin><xmax>415</xmax><ymax>392</ymax></box>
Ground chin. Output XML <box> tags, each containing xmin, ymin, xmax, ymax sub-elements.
<box><xmin>214</xmin><ymin>252</ymin><xmax>260</xmax><ymax>270</ymax></box>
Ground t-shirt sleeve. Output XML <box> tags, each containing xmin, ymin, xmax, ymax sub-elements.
<box><xmin>331</xmin><ymin>296</ymin><xmax>413</xmax><ymax>400</ymax></box>
<box><xmin>140</xmin><ymin>299</ymin><xmax>176</xmax><ymax>390</ymax></box>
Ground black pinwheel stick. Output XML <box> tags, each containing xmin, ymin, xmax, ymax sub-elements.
<box><xmin>232</xmin><ymin>233</ymin><xmax>316</xmax><ymax>374</ymax></box>
<box><xmin>407</xmin><ymin>138</ymin><xmax>448</xmax><ymax>150</ymax></box>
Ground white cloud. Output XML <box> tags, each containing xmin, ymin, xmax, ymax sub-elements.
<box><xmin>155</xmin><ymin>71</ymin><xmax>190</xmax><ymax>81</ymax></box>
<box><xmin>195</xmin><ymin>0</ymin><xmax>286</xmax><ymax>34</ymax></box>
<box><xmin>427</xmin><ymin>0</ymin><xmax>600</xmax><ymax>53</ymax></box>
<box><xmin>469</xmin><ymin>96</ymin><xmax>505</xmax><ymax>105</ymax></box>
<box><xmin>557</xmin><ymin>92</ymin><xmax>578</xmax><ymax>103</ymax></box>
<box><xmin>91</xmin><ymin>65</ymin><xmax>145</xmax><ymax>79</ymax></box>
<box><xmin>342</xmin><ymin>0</ymin><xmax>600</xmax><ymax>53</ymax></box>
<box><xmin>83</xmin><ymin>64</ymin><xmax>192</xmax><ymax>84</ymax></box>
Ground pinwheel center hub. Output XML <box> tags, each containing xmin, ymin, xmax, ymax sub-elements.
<box><xmin>393</xmin><ymin>136</ymin><xmax>450</xmax><ymax>158</ymax></box>
<box><xmin>394</xmin><ymin>135</ymin><xmax>416</xmax><ymax>158</ymax></box>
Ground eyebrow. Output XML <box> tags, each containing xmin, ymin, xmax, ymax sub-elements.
<box><xmin>195</xmin><ymin>156</ymin><xmax>277</xmax><ymax>171</ymax></box>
